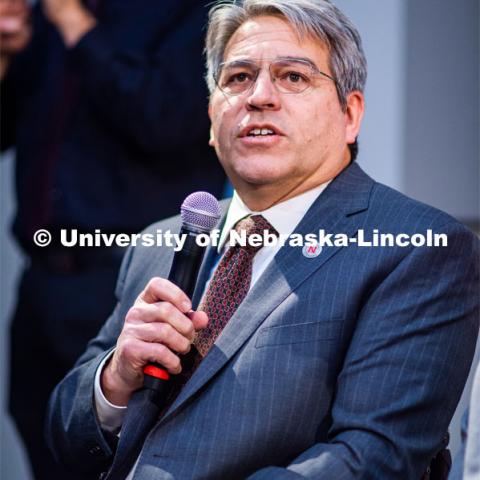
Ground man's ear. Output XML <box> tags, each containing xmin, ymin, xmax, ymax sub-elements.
<box><xmin>208</xmin><ymin>105</ymin><xmax>216</xmax><ymax>147</ymax></box>
<box><xmin>344</xmin><ymin>91</ymin><xmax>365</xmax><ymax>145</ymax></box>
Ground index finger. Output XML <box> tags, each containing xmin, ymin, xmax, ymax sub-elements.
<box><xmin>138</xmin><ymin>277</ymin><xmax>192</xmax><ymax>313</ymax></box>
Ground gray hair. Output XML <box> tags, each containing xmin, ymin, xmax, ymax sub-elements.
<box><xmin>205</xmin><ymin>0</ymin><xmax>367</xmax><ymax>109</ymax></box>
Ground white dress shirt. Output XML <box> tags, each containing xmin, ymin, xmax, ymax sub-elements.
<box><xmin>94</xmin><ymin>182</ymin><xmax>330</xmax><ymax>477</ymax></box>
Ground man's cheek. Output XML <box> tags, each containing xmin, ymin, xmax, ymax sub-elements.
<box><xmin>217</xmin><ymin>123</ymin><xmax>233</xmax><ymax>150</ymax></box>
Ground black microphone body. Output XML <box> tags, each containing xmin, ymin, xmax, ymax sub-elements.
<box><xmin>142</xmin><ymin>191</ymin><xmax>220</xmax><ymax>404</ymax></box>
<box><xmin>169</xmin><ymin>226</ymin><xmax>208</xmax><ymax>298</ymax></box>
<box><xmin>143</xmin><ymin>225</ymin><xmax>209</xmax><ymax>401</ymax></box>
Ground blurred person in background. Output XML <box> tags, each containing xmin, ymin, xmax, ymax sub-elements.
<box><xmin>0</xmin><ymin>0</ymin><xmax>225</xmax><ymax>478</ymax></box>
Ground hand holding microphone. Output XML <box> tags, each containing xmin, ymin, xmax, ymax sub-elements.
<box><xmin>101</xmin><ymin>277</ymin><xmax>208</xmax><ymax>406</ymax></box>
<box><xmin>101</xmin><ymin>192</ymin><xmax>220</xmax><ymax>406</ymax></box>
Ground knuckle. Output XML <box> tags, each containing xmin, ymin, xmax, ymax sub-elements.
<box><xmin>122</xmin><ymin>323</ymin><xmax>135</xmax><ymax>338</ymax></box>
<box><xmin>147</xmin><ymin>276</ymin><xmax>160</xmax><ymax>288</ymax></box>
<box><xmin>158</xmin><ymin>301</ymin><xmax>175</xmax><ymax>318</ymax></box>
<box><xmin>145</xmin><ymin>276</ymin><xmax>162</xmax><ymax>295</ymax></box>
<box><xmin>155</xmin><ymin>343</ymin><xmax>169</xmax><ymax>360</ymax></box>
<box><xmin>155</xmin><ymin>345</ymin><xmax>180</xmax><ymax>373</ymax></box>
<box><xmin>120</xmin><ymin>337</ymin><xmax>137</xmax><ymax>359</ymax></box>
<box><xmin>171</xmin><ymin>355</ymin><xmax>182</xmax><ymax>373</ymax></box>
<box><xmin>152</xmin><ymin>277</ymin><xmax>166</xmax><ymax>291</ymax></box>
<box><xmin>180</xmin><ymin>339</ymin><xmax>191</xmax><ymax>354</ymax></box>
<box><xmin>157</xmin><ymin>322</ymin><xmax>172</xmax><ymax>341</ymax></box>
<box><xmin>185</xmin><ymin>322</ymin><xmax>195</xmax><ymax>339</ymax></box>
<box><xmin>175</xmin><ymin>358</ymin><xmax>182</xmax><ymax>373</ymax></box>
<box><xmin>126</xmin><ymin>306</ymin><xmax>143</xmax><ymax>322</ymax></box>
<box><xmin>171</xmin><ymin>288</ymin><xmax>184</xmax><ymax>304</ymax></box>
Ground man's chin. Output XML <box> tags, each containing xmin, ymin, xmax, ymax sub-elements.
<box><xmin>231</xmin><ymin>157</ymin><xmax>288</xmax><ymax>180</ymax></box>
<box><xmin>234</xmin><ymin>169</ymin><xmax>284</xmax><ymax>187</ymax></box>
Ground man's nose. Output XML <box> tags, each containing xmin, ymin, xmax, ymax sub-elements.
<box><xmin>245</xmin><ymin>70</ymin><xmax>281</xmax><ymax>111</ymax></box>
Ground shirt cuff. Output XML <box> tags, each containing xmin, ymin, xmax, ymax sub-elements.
<box><xmin>94</xmin><ymin>350</ymin><xmax>128</xmax><ymax>433</ymax></box>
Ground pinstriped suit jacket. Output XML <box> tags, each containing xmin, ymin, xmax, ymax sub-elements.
<box><xmin>46</xmin><ymin>163</ymin><xmax>480</xmax><ymax>479</ymax></box>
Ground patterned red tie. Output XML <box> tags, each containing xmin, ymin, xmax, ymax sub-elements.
<box><xmin>195</xmin><ymin>214</ymin><xmax>278</xmax><ymax>357</ymax></box>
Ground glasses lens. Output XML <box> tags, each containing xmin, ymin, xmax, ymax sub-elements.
<box><xmin>271</xmin><ymin>60</ymin><xmax>315</xmax><ymax>94</ymax></box>
<box><xmin>215</xmin><ymin>59</ymin><xmax>323</xmax><ymax>96</ymax></box>
<box><xmin>217</xmin><ymin>62</ymin><xmax>257</xmax><ymax>95</ymax></box>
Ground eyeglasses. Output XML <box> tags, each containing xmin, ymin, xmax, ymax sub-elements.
<box><xmin>214</xmin><ymin>57</ymin><xmax>336</xmax><ymax>96</ymax></box>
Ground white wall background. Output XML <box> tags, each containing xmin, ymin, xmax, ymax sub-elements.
<box><xmin>1</xmin><ymin>1</ymin><xmax>478</xmax><ymax>477</ymax></box>
<box><xmin>335</xmin><ymin>0</ymin><xmax>407</xmax><ymax>191</ymax></box>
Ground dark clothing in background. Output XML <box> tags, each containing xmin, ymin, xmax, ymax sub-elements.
<box><xmin>10</xmin><ymin>261</ymin><xmax>120</xmax><ymax>480</ymax></box>
<box><xmin>1</xmin><ymin>0</ymin><xmax>225</xmax><ymax>250</ymax></box>
<box><xmin>1</xmin><ymin>1</ymin><xmax>225</xmax><ymax>478</ymax></box>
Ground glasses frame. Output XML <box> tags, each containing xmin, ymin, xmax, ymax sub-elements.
<box><xmin>214</xmin><ymin>56</ymin><xmax>337</xmax><ymax>96</ymax></box>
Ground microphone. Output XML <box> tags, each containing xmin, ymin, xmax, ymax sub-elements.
<box><xmin>103</xmin><ymin>193</ymin><xmax>220</xmax><ymax>479</ymax></box>
<box><xmin>142</xmin><ymin>191</ymin><xmax>221</xmax><ymax>400</ymax></box>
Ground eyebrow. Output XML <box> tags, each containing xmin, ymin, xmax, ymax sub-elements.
<box><xmin>221</xmin><ymin>56</ymin><xmax>321</xmax><ymax>73</ymax></box>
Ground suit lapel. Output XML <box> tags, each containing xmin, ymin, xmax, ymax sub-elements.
<box><xmin>159</xmin><ymin>163</ymin><xmax>374</xmax><ymax>423</ymax></box>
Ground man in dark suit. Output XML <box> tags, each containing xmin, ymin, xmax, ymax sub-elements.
<box><xmin>1</xmin><ymin>0</ymin><xmax>224</xmax><ymax>478</ymax></box>
<box><xmin>46</xmin><ymin>0</ymin><xmax>479</xmax><ymax>478</ymax></box>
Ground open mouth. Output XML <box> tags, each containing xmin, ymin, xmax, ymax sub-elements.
<box><xmin>240</xmin><ymin>124</ymin><xmax>284</xmax><ymax>138</ymax></box>
<box><xmin>247</xmin><ymin>128</ymin><xmax>276</xmax><ymax>137</ymax></box>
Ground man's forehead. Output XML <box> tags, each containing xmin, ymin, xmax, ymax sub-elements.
<box><xmin>223</xmin><ymin>15</ymin><xmax>329</xmax><ymax>64</ymax></box>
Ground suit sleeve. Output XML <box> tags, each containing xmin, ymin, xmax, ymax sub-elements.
<box><xmin>68</xmin><ymin>0</ymin><xmax>210</xmax><ymax>156</ymax></box>
<box><xmin>45</xmin><ymin>246</ymin><xmax>135</xmax><ymax>475</ymax></box>
<box><xmin>248</xmin><ymin>221</ymin><xmax>480</xmax><ymax>480</ymax></box>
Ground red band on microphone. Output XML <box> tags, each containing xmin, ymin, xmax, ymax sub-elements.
<box><xmin>143</xmin><ymin>365</ymin><xmax>170</xmax><ymax>380</ymax></box>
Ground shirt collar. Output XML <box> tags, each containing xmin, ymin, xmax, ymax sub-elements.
<box><xmin>218</xmin><ymin>181</ymin><xmax>331</xmax><ymax>252</ymax></box>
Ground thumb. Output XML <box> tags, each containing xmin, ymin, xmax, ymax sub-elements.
<box><xmin>188</xmin><ymin>310</ymin><xmax>209</xmax><ymax>331</ymax></box>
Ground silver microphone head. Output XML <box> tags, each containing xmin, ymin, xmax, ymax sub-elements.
<box><xmin>180</xmin><ymin>191</ymin><xmax>221</xmax><ymax>232</ymax></box>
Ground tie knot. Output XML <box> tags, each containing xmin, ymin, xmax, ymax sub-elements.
<box><xmin>233</xmin><ymin>215</ymin><xmax>278</xmax><ymax>251</ymax></box>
